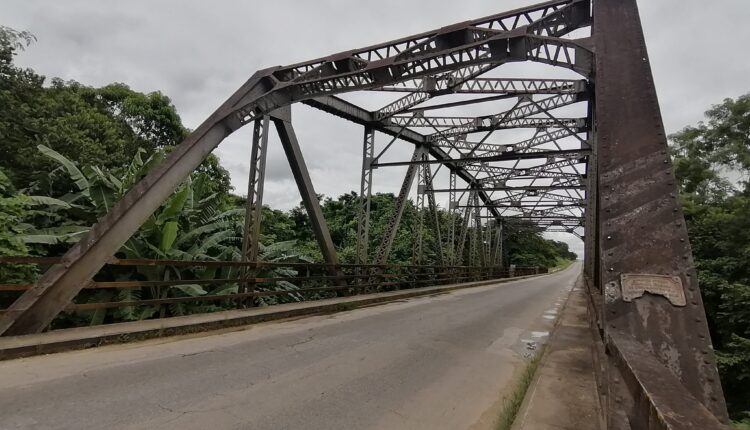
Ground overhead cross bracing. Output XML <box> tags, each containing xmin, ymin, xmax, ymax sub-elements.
<box><xmin>0</xmin><ymin>1</ymin><xmax>731</xmax><ymax>426</ymax></box>
<box><xmin>0</xmin><ymin>0</ymin><xmax>595</xmax><ymax>338</ymax></box>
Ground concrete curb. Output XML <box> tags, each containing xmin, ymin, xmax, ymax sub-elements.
<box><xmin>510</xmin><ymin>272</ymin><xmax>600</xmax><ymax>430</ymax></box>
<box><xmin>510</xmin><ymin>275</ymin><xmax>578</xmax><ymax>430</ymax></box>
<box><xmin>0</xmin><ymin>273</ymin><xmax>549</xmax><ymax>361</ymax></box>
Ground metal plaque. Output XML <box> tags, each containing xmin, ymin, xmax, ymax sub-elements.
<box><xmin>620</xmin><ymin>274</ymin><xmax>686</xmax><ymax>307</ymax></box>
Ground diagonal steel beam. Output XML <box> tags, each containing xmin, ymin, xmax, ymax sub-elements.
<box><xmin>302</xmin><ymin>96</ymin><xmax>503</xmax><ymax>221</ymax></box>
<box><xmin>373</xmin><ymin>146</ymin><xmax>426</xmax><ymax>265</ymax></box>
<box><xmin>374</xmin><ymin>63</ymin><xmax>501</xmax><ymax>120</ymax></box>
<box><xmin>271</xmin><ymin>107</ymin><xmax>340</xmax><ymax>271</ymax></box>
<box><xmin>423</xmin><ymin>93</ymin><xmax>581</xmax><ymax>139</ymax></box>
<box><xmin>0</xmin><ymin>0</ymin><xmax>593</xmax><ymax>336</ymax></box>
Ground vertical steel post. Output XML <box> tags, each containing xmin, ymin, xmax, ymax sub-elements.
<box><xmin>583</xmin><ymin>95</ymin><xmax>598</xmax><ymax>285</ymax></box>
<box><xmin>473</xmin><ymin>194</ymin><xmax>483</xmax><ymax>268</ymax></box>
<box><xmin>424</xmin><ymin>162</ymin><xmax>445</xmax><ymax>266</ymax></box>
<box><xmin>239</xmin><ymin>116</ymin><xmax>270</xmax><ymax>304</ymax></box>
<box><xmin>493</xmin><ymin>222</ymin><xmax>503</xmax><ymax>268</ymax></box>
<box><xmin>356</xmin><ymin>127</ymin><xmax>375</xmax><ymax>267</ymax></box>
<box><xmin>448</xmin><ymin>171</ymin><xmax>457</xmax><ymax>265</ymax></box>
<box><xmin>412</xmin><ymin>154</ymin><xmax>426</xmax><ymax>265</ymax></box>
<box><xmin>457</xmin><ymin>190</ymin><xmax>473</xmax><ymax>266</ymax></box>
<box><xmin>593</xmin><ymin>0</ymin><xmax>728</xmax><ymax>423</ymax></box>
<box><xmin>484</xmin><ymin>217</ymin><xmax>492</xmax><ymax>267</ymax></box>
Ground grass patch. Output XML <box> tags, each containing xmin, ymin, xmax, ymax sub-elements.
<box><xmin>496</xmin><ymin>348</ymin><xmax>546</xmax><ymax>430</ymax></box>
<box><xmin>552</xmin><ymin>258</ymin><xmax>575</xmax><ymax>271</ymax></box>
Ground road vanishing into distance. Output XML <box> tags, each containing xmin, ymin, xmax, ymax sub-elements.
<box><xmin>0</xmin><ymin>263</ymin><xmax>580</xmax><ymax>430</ymax></box>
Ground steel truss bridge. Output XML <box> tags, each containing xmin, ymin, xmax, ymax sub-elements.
<box><xmin>0</xmin><ymin>0</ymin><xmax>732</xmax><ymax>428</ymax></box>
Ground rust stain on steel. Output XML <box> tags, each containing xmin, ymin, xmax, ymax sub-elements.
<box><xmin>594</xmin><ymin>0</ymin><xmax>728</xmax><ymax>422</ymax></box>
<box><xmin>607</xmin><ymin>331</ymin><xmax>730</xmax><ymax>430</ymax></box>
<box><xmin>620</xmin><ymin>274</ymin><xmax>686</xmax><ymax>307</ymax></box>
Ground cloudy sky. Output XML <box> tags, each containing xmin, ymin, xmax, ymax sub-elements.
<box><xmin>4</xmin><ymin>0</ymin><xmax>749</xmax><ymax>257</ymax></box>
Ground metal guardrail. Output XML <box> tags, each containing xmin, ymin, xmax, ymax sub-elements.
<box><xmin>0</xmin><ymin>256</ymin><xmax>546</xmax><ymax>325</ymax></box>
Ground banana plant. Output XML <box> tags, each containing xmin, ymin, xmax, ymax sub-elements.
<box><xmin>30</xmin><ymin>145</ymin><xmax>312</xmax><ymax>326</ymax></box>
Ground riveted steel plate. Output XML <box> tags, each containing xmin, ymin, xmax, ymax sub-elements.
<box><xmin>620</xmin><ymin>274</ymin><xmax>686</xmax><ymax>306</ymax></box>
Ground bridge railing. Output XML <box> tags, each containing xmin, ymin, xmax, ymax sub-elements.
<box><xmin>0</xmin><ymin>256</ymin><xmax>546</xmax><ymax>331</ymax></box>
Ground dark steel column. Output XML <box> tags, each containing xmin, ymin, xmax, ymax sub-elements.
<box><xmin>412</xmin><ymin>154</ymin><xmax>426</xmax><ymax>264</ymax></box>
<box><xmin>456</xmin><ymin>191</ymin><xmax>473</xmax><ymax>265</ymax></box>
<box><xmin>356</xmin><ymin>127</ymin><xmax>375</xmax><ymax>266</ymax></box>
<box><xmin>492</xmin><ymin>222</ymin><xmax>503</xmax><ymax>267</ymax></box>
<box><xmin>593</xmin><ymin>0</ymin><xmax>728</xmax><ymax>423</ymax></box>
<box><xmin>271</xmin><ymin>107</ymin><xmax>340</xmax><ymax>269</ymax></box>
<box><xmin>471</xmin><ymin>193</ymin><xmax>481</xmax><ymax>268</ymax></box>
<box><xmin>239</xmin><ymin>116</ymin><xmax>270</xmax><ymax>302</ymax></box>
<box><xmin>448</xmin><ymin>171</ymin><xmax>458</xmax><ymax>265</ymax></box>
<box><xmin>423</xmin><ymin>161</ymin><xmax>445</xmax><ymax>266</ymax></box>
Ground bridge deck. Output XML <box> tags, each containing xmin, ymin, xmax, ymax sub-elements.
<box><xmin>0</xmin><ymin>264</ymin><xmax>580</xmax><ymax>430</ymax></box>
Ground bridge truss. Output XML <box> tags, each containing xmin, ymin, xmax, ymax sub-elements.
<box><xmin>0</xmin><ymin>0</ymin><xmax>732</xmax><ymax>427</ymax></box>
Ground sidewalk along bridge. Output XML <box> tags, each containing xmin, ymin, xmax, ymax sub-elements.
<box><xmin>0</xmin><ymin>0</ymin><xmax>731</xmax><ymax>428</ymax></box>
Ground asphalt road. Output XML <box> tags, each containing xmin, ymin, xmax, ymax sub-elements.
<box><xmin>0</xmin><ymin>263</ymin><xmax>580</xmax><ymax>430</ymax></box>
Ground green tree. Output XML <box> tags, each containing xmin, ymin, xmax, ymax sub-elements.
<box><xmin>670</xmin><ymin>93</ymin><xmax>750</xmax><ymax>420</ymax></box>
<box><xmin>0</xmin><ymin>169</ymin><xmax>37</xmax><ymax>290</ymax></box>
<box><xmin>7</xmin><ymin>146</ymin><xmax>310</xmax><ymax>326</ymax></box>
<box><xmin>0</xmin><ymin>26</ymin><xmax>230</xmax><ymax>194</ymax></box>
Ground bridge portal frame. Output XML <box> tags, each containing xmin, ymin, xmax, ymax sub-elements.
<box><xmin>0</xmin><ymin>0</ymin><xmax>730</xmax><ymax>427</ymax></box>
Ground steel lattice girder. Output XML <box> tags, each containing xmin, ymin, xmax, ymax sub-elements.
<box><xmin>0</xmin><ymin>2</ymin><xmax>730</xmax><ymax>424</ymax></box>
<box><xmin>385</xmin><ymin>91</ymin><xmax>584</xmax><ymax>129</ymax></box>
<box><xmin>430</xmin><ymin>184</ymin><xmax>585</xmax><ymax>192</ymax></box>
<box><xmin>371</xmin><ymin>77</ymin><xmax>586</xmax><ymax>94</ymax></box>
<box><xmin>372</xmin><ymin>148</ymin><xmax>588</xmax><ymax>168</ymax></box>
<box><xmin>429</xmin><ymin>127</ymin><xmax>586</xmax><ymax>154</ymax></box>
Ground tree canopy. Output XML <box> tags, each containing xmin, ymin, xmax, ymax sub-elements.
<box><xmin>670</xmin><ymin>93</ymin><xmax>750</xmax><ymax>421</ymax></box>
<box><xmin>0</xmin><ymin>26</ymin><xmax>231</xmax><ymax>194</ymax></box>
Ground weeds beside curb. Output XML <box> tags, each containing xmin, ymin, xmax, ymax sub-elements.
<box><xmin>495</xmin><ymin>346</ymin><xmax>546</xmax><ymax>430</ymax></box>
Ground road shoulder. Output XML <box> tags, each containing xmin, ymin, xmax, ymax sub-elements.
<box><xmin>511</xmin><ymin>274</ymin><xmax>601</xmax><ymax>430</ymax></box>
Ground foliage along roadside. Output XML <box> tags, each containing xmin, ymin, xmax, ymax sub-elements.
<box><xmin>0</xmin><ymin>29</ymin><xmax>576</xmax><ymax>331</ymax></box>
<box><xmin>670</xmin><ymin>93</ymin><xmax>750</xmax><ymax>421</ymax></box>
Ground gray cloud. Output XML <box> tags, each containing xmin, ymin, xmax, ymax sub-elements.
<box><xmin>5</xmin><ymin>0</ymin><xmax>749</xmax><ymax>259</ymax></box>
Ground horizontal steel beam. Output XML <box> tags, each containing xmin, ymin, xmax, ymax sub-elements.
<box><xmin>423</xmin><ymin>93</ymin><xmax>583</xmax><ymax>138</ymax></box>
<box><xmin>431</xmin><ymin>127</ymin><xmax>582</xmax><ymax>154</ymax></box>
<box><xmin>0</xmin><ymin>0</ymin><xmax>595</xmax><ymax>337</ymax></box>
<box><xmin>302</xmin><ymin>96</ymin><xmax>501</xmax><ymax>219</ymax></box>
<box><xmin>372</xmin><ymin>149</ymin><xmax>588</xmax><ymax>168</ymax></box>
<box><xmin>373</xmin><ymin>77</ymin><xmax>586</xmax><ymax>94</ymax></box>
<box><xmin>431</xmin><ymin>185</ymin><xmax>585</xmax><ymax>192</ymax></box>
<box><xmin>458</xmin><ymin>203</ymin><xmax>583</xmax><ymax>208</ymax></box>
<box><xmin>428</xmin><ymin>118</ymin><xmax>588</xmax><ymax>139</ymax></box>
<box><xmin>492</xmin><ymin>215</ymin><xmax>584</xmax><ymax>219</ymax></box>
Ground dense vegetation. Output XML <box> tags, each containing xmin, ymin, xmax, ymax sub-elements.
<box><xmin>2</xmin><ymin>22</ymin><xmax>745</xmax><ymax>422</ymax></box>
<box><xmin>0</xmin><ymin>26</ymin><xmax>576</xmax><ymax>326</ymax></box>
<box><xmin>670</xmin><ymin>94</ymin><xmax>750</xmax><ymax>422</ymax></box>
